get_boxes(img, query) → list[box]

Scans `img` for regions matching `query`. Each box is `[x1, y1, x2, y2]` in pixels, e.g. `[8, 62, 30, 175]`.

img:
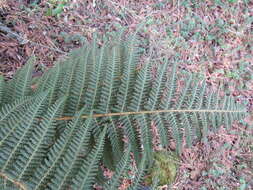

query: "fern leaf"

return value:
[0, 75, 4, 106]
[120, 116, 141, 164]
[115, 33, 140, 112]
[146, 61, 168, 110]
[71, 127, 107, 190]
[196, 79, 206, 109]
[181, 113, 193, 147]
[0, 92, 48, 173]
[102, 137, 116, 170]
[34, 67, 51, 93]
[167, 112, 182, 154]
[98, 45, 121, 113]
[85, 42, 107, 110]
[127, 153, 147, 190]
[176, 72, 193, 109]
[13, 97, 65, 181]
[104, 146, 131, 190]
[187, 78, 200, 108]
[135, 114, 153, 163]
[59, 54, 79, 114]
[190, 112, 201, 138]
[160, 62, 177, 110]
[200, 112, 208, 144]
[0, 96, 35, 124]
[0, 96, 37, 149]
[29, 108, 88, 190]
[152, 113, 169, 147]
[12, 55, 35, 101]
[47, 116, 93, 190]
[128, 63, 151, 112]
[106, 117, 124, 164]
[0, 32, 248, 190]
[35, 63, 63, 107]
[68, 46, 90, 114]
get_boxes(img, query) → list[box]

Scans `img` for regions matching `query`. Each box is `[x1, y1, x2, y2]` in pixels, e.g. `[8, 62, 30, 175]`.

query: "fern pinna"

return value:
[0, 31, 247, 190]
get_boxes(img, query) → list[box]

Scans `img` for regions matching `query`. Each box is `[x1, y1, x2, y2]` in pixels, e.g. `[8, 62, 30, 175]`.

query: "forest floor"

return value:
[0, 0, 253, 189]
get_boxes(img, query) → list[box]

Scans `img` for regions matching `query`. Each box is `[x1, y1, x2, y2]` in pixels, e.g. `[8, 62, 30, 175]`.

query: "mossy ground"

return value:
[145, 151, 179, 186]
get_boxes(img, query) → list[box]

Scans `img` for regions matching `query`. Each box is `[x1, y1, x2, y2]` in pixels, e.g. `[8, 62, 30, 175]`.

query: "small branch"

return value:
[28, 41, 66, 54]
[0, 22, 27, 44]
[0, 21, 66, 54]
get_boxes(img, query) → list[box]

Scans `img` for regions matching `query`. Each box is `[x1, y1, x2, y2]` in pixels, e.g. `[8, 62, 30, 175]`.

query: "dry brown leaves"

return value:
[172, 121, 253, 190]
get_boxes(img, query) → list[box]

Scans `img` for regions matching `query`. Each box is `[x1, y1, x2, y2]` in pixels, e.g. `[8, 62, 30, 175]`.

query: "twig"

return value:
[0, 22, 27, 44]
[28, 41, 66, 54]
[0, 21, 66, 54]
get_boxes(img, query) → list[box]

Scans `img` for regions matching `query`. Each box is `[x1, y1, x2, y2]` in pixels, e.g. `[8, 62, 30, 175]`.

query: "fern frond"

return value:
[35, 62, 63, 107]
[0, 173, 26, 190]
[47, 116, 93, 190]
[0, 92, 48, 173]
[176, 72, 193, 109]
[104, 145, 131, 190]
[10, 97, 66, 181]
[26, 107, 88, 190]
[85, 41, 108, 110]
[98, 45, 121, 114]
[195, 79, 206, 109]
[68, 46, 90, 114]
[71, 127, 107, 190]
[59, 53, 80, 115]
[167, 112, 182, 154]
[128, 63, 151, 112]
[106, 117, 124, 164]
[152, 113, 169, 147]
[0, 75, 4, 106]
[0, 31, 248, 190]
[127, 153, 148, 190]
[190, 112, 201, 138]
[135, 114, 153, 163]
[186, 78, 200, 108]
[0, 96, 34, 125]
[120, 116, 141, 164]
[29, 108, 88, 190]
[146, 61, 168, 110]
[115, 33, 140, 112]
[12, 55, 35, 101]
[200, 112, 208, 144]
[102, 137, 116, 170]
[181, 113, 193, 147]
[0, 96, 40, 153]
[160, 62, 177, 110]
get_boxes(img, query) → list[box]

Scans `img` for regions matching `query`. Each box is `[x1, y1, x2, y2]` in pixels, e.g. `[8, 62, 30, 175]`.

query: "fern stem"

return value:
[0, 173, 27, 190]
[56, 109, 246, 121]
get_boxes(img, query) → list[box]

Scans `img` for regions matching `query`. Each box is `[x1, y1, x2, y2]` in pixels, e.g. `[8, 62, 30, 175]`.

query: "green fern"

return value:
[8, 55, 35, 102]
[127, 153, 148, 190]
[0, 75, 4, 107]
[0, 31, 247, 189]
[71, 127, 107, 190]
[104, 145, 131, 190]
